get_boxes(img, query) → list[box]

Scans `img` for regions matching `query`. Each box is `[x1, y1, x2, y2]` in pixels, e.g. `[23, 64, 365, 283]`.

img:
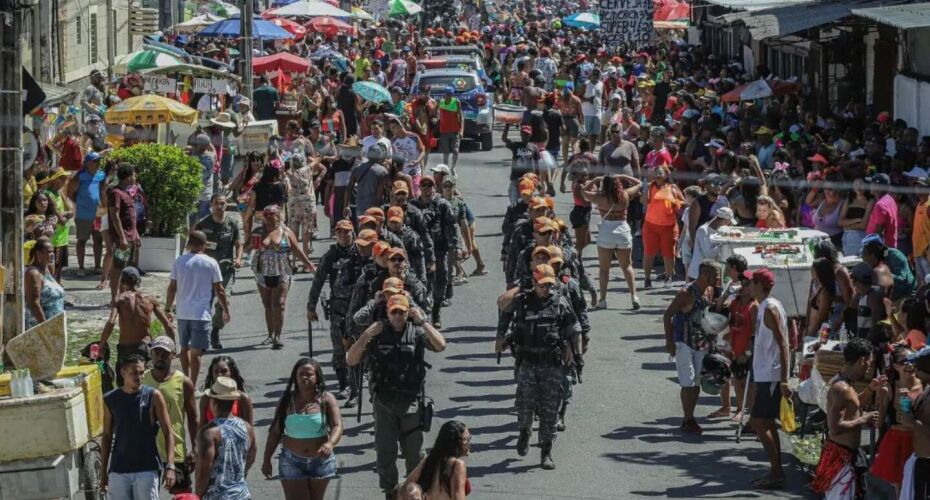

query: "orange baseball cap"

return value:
[533, 216, 555, 233]
[387, 294, 410, 313]
[355, 229, 379, 246]
[387, 206, 405, 223]
[519, 179, 536, 195]
[548, 245, 564, 264]
[365, 207, 385, 222]
[419, 175, 436, 187]
[532, 245, 553, 257]
[533, 264, 556, 285]
[372, 241, 391, 257]
[334, 219, 354, 232]
[529, 197, 547, 209]
[358, 215, 378, 227]
[544, 196, 555, 210]
[382, 277, 405, 293]
[393, 180, 410, 194]
[387, 247, 407, 259]
[522, 173, 540, 184]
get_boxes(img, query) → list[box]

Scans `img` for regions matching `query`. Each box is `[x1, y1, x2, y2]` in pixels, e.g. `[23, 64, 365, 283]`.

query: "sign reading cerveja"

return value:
[599, 0, 653, 45]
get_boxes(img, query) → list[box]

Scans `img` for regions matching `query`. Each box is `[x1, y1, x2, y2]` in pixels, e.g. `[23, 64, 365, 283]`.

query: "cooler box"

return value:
[0, 451, 81, 499]
[0, 388, 89, 462]
[0, 364, 103, 437]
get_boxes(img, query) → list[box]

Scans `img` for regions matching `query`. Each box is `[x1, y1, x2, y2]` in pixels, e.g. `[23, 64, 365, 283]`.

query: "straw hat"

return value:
[205, 376, 241, 401]
[210, 112, 237, 129]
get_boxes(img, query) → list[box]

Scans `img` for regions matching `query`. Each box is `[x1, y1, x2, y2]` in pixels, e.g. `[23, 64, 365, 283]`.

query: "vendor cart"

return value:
[0, 365, 105, 499]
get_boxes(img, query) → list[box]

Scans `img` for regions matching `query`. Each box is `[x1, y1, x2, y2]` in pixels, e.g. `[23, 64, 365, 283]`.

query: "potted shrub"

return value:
[107, 144, 202, 272]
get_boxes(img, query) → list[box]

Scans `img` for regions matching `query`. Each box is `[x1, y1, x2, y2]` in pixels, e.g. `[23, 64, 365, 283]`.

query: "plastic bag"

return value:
[780, 397, 798, 433]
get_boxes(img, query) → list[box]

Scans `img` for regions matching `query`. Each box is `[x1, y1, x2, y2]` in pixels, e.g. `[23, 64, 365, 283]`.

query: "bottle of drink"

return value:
[11, 370, 21, 398]
[838, 324, 848, 343]
[819, 322, 830, 343]
[24, 369, 34, 397]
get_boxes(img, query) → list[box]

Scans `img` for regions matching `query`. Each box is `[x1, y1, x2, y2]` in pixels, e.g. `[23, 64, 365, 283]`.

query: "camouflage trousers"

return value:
[516, 361, 563, 446]
[561, 365, 576, 408]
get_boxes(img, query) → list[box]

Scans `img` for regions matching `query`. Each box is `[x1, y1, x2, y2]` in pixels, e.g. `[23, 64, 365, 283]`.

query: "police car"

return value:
[410, 69, 494, 151]
[416, 55, 493, 89]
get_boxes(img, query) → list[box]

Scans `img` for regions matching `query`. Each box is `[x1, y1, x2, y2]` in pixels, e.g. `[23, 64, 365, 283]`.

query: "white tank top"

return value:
[753, 297, 788, 383]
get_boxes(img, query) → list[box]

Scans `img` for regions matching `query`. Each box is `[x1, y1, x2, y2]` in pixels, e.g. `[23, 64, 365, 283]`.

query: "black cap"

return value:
[865, 173, 891, 185]
[850, 262, 873, 285]
[121, 266, 141, 284]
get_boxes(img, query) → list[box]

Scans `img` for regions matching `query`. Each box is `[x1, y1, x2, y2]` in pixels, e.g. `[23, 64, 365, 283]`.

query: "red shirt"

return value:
[107, 186, 139, 243]
[59, 137, 83, 172]
[438, 97, 462, 135]
[645, 147, 672, 168]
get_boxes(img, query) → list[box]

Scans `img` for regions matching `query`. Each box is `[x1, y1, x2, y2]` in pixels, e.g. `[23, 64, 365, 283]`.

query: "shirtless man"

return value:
[901, 347, 930, 499]
[99, 266, 176, 384]
[811, 338, 880, 499]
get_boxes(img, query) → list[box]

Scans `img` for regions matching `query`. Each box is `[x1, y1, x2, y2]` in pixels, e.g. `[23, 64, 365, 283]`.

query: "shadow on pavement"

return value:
[440, 365, 512, 374]
[457, 378, 515, 387]
[442, 325, 498, 333]
[437, 405, 515, 419]
[466, 458, 537, 479]
[641, 361, 676, 371]
[445, 352, 500, 361]
[449, 393, 514, 403]
[607, 448, 813, 498]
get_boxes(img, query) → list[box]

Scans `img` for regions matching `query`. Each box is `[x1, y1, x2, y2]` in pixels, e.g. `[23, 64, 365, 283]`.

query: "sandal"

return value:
[707, 408, 731, 419]
[260, 336, 274, 345]
[470, 268, 488, 276]
[94, 282, 107, 290]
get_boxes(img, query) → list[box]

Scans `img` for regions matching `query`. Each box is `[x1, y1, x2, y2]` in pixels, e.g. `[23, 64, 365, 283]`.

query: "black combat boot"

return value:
[556, 405, 567, 432]
[540, 443, 555, 470]
[210, 327, 223, 349]
[334, 371, 350, 400]
[432, 305, 442, 329]
[516, 428, 531, 456]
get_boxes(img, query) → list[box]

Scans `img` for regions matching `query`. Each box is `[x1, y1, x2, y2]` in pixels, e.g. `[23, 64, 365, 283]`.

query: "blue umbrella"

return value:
[352, 81, 392, 104]
[198, 16, 295, 40]
[563, 12, 600, 30]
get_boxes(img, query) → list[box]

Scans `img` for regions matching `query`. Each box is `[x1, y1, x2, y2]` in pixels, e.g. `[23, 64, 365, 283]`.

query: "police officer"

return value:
[352, 276, 421, 331]
[410, 175, 459, 329]
[503, 194, 547, 272]
[360, 207, 405, 248]
[331, 227, 379, 407]
[497, 264, 581, 470]
[389, 181, 433, 279]
[386, 206, 427, 283]
[509, 217, 557, 286]
[549, 246, 590, 432]
[348, 240, 393, 333]
[346, 294, 447, 498]
[194, 193, 242, 349]
[307, 219, 357, 399]
[370, 247, 430, 311]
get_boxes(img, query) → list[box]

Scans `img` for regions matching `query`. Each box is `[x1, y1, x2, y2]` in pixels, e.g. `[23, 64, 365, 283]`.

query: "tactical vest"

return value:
[332, 253, 367, 312]
[511, 292, 563, 364]
[368, 321, 427, 399]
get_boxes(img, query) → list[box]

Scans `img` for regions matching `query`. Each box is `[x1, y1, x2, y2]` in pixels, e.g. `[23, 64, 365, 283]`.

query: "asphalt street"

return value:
[210, 142, 813, 499]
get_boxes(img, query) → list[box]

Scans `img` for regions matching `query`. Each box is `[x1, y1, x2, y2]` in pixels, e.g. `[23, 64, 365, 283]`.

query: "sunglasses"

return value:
[389, 256, 406, 262]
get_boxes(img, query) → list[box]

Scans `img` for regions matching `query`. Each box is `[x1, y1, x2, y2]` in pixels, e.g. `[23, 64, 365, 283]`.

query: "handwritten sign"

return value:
[193, 78, 229, 95]
[599, 0, 653, 45]
[143, 75, 176, 93]
[238, 120, 278, 155]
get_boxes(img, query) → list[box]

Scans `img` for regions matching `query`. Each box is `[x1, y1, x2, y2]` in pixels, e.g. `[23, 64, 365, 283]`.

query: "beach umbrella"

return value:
[352, 7, 374, 20]
[253, 52, 311, 73]
[113, 49, 185, 74]
[270, 1, 353, 18]
[104, 94, 198, 126]
[211, 0, 240, 17]
[198, 16, 295, 40]
[563, 12, 600, 30]
[172, 13, 227, 33]
[267, 17, 308, 37]
[352, 81, 392, 104]
[390, 0, 423, 17]
[306, 16, 357, 36]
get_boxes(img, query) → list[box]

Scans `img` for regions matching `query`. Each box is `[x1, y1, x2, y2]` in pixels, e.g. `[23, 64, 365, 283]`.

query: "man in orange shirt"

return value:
[912, 178, 930, 285]
[437, 86, 464, 175]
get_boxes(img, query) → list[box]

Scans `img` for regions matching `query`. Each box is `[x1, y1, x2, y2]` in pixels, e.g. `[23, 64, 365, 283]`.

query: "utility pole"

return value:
[240, 0, 253, 102]
[0, 1, 25, 347]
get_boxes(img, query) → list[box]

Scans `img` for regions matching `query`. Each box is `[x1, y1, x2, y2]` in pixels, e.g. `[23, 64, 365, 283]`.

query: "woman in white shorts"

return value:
[581, 174, 643, 310]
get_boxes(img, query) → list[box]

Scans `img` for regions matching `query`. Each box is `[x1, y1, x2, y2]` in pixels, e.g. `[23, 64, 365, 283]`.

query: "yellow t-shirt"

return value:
[354, 57, 371, 80]
[142, 370, 187, 463]
[913, 200, 930, 258]
[23, 176, 36, 204]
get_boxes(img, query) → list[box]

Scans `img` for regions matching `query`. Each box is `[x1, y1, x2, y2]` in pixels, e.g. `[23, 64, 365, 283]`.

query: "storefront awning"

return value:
[40, 83, 77, 107]
[852, 2, 930, 29]
[702, 0, 814, 13]
[720, 0, 908, 40]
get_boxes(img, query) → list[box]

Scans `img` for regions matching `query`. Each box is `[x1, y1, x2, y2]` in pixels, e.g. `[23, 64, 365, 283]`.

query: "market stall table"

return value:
[710, 227, 831, 262]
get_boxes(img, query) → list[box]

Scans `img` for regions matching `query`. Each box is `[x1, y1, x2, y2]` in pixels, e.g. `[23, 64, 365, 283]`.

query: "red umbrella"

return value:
[267, 17, 308, 38]
[253, 52, 311, 74]
[305, 16, 357, 37]
[653, 0, 690, 22]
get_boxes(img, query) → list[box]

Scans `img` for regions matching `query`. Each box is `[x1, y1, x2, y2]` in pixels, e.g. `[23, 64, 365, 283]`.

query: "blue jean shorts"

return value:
[278, 448, 337, 480]
[178, 319, 211, 350]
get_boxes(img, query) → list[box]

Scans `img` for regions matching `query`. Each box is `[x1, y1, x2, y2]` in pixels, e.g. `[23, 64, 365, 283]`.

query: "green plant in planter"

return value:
[107, 143, 202, 237]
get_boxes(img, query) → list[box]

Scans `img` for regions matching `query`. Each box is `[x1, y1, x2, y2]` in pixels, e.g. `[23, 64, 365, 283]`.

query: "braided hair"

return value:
[272, 358, 328, 435]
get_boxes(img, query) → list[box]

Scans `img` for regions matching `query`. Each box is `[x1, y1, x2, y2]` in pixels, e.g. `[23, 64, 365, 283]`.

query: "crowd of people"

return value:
[16, 0, 930, 498]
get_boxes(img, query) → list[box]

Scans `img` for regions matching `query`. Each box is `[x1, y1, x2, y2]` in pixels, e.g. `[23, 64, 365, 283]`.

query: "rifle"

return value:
[307, 315, 314, 358]
[356, 360, 364, 423]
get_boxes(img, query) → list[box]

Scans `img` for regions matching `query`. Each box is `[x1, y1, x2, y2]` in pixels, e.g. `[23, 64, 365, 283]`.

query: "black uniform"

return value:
[411, 194, 459, 323]
[307, 242, 357, 391]
[389, 225, 427, 283]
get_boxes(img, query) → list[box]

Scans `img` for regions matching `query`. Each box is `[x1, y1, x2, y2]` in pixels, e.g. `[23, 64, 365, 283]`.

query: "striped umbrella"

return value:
[563, 12, 600, 30]
[113, 49, 185, 74]
[389, 0, 422, 17]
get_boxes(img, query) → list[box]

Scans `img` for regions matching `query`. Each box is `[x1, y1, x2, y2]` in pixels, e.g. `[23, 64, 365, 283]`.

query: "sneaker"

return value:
[631, 298, 641, 310]
[556, 418, 565, 432]
[516, 430, 530, 456]
[441, 299, 452, 307]
[334, 387, 350, 400]
[344, 394, 358, 408]
[433, 320, 442, 329]
[594, 300, 607, 310]
[644, 278, 652, 289]
[664, 277, 673, 288]
[211, 342, 224, 350]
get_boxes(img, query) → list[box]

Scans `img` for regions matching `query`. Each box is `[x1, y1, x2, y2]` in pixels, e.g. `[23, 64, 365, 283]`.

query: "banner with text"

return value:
[599, 0, 653, 45]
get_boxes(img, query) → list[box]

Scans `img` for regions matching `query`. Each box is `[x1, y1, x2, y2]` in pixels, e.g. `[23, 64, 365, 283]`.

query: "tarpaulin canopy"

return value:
[253, 52, 311, 74]
[198, 16, 296, 40]
[721, 79, 801, 102]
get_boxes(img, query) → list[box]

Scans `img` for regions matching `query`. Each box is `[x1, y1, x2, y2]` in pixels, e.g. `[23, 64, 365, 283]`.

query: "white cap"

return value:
[430, 164, 451, 175]
[905, 166, 928, 179]
[714, 206, 736, 224]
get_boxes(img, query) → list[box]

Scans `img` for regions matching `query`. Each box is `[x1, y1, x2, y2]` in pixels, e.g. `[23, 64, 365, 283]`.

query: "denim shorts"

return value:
[178, 319, 211, 350]
[278, 448, 337, 480]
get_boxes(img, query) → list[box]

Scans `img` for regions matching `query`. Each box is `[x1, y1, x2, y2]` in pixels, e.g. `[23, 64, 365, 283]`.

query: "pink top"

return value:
[645, 148, 673, 169]
[866, 194, 898, 248]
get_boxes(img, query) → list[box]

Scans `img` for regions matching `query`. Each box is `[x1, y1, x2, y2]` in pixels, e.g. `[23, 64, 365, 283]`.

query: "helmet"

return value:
[700, 352, 731, 395]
